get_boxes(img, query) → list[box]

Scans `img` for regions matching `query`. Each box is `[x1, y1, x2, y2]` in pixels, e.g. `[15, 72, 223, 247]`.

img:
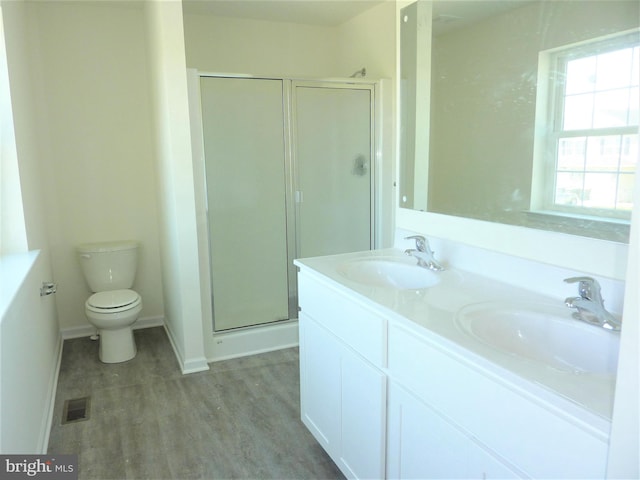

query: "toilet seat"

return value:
[86, 289, 141, 314]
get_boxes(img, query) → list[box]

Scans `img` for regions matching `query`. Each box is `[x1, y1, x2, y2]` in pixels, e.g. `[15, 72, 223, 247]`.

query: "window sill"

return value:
[527, 209, 631, 225]
[524, 210, 630, 243]
[0, 250, 40, 322]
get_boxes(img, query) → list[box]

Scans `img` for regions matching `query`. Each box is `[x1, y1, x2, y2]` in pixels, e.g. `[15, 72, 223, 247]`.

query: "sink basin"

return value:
[455, 302, 620, 374]
[337, 257, 441, 289]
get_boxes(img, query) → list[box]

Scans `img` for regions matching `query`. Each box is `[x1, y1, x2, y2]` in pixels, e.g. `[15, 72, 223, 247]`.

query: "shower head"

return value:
[349, 67, 366, 78]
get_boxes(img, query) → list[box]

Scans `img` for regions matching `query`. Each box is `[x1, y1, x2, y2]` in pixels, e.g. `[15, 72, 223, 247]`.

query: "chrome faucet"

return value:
[564, 276, 621, 331]
[404, 235, 444, 272]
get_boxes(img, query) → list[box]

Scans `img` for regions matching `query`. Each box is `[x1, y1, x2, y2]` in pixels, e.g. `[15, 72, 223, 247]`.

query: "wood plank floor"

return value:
[48, 327, 344, 480]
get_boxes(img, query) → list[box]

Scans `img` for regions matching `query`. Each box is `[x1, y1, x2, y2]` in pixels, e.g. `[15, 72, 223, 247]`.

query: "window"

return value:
[534, 31, 639, 221]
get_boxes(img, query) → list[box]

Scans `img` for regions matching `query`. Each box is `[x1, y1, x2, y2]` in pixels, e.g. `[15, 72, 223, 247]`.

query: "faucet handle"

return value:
[564, 276, 601, 301]
[404, 235, 427, 252]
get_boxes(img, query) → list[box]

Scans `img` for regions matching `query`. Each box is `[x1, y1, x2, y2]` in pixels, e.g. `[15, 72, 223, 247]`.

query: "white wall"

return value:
[1, 1, 60, 453]
[0, 252, 60, 453]
[0, 2, 27, 254]
[183, 0, 396, 82]
[183, 12, 340, 76]
[336, 0, 397, 248]
[145, 0, 208, 374]
[24, 1, 165, 332]
[335, 0, 396, 81]
[607, 171, 640, 477]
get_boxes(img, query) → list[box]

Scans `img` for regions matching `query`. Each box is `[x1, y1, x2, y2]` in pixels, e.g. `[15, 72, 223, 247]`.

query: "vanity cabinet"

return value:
[387, 382, 521, 479]
[388, 324, 609, 479]
[296, 261, 611, 480]
[298, 271, 386, 480]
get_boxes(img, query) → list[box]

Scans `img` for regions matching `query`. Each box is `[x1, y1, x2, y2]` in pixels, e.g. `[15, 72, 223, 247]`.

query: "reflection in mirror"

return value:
[400, 0, 639, 243]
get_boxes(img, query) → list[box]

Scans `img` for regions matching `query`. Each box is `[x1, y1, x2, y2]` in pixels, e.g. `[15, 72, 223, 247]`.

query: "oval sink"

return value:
[337, 257, 441, 289]
[455, 302, 620, 374]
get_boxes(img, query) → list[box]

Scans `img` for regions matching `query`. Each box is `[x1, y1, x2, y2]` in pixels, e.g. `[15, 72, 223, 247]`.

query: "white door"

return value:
[293, 83, 374, 258]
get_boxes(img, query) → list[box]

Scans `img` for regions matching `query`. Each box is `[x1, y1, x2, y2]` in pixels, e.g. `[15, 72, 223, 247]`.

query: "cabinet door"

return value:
[299, 313, 341, 457]
[389, 324, 605, 478]
[388, 383, 469, 479]
[300, 313, 386, 480]
[340, 349, 386, 479]
[468, 444, 523, 480]
[387, 383, 521, 480]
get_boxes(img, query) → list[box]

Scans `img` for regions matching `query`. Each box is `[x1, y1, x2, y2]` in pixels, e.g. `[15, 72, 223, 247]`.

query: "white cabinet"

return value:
[296, 264, 610, 480]
[298, 272, 386, 480]
[387, 382, 521, 479]
[388, 324, 609, 479]
[299, 314, 341, 453]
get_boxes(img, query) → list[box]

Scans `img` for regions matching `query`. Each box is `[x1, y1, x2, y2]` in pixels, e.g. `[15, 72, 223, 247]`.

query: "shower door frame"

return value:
[194, 72, 379, 334]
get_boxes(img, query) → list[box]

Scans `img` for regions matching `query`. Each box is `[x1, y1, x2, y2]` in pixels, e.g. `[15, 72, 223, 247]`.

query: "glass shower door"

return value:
[200, 77, 290, 331]
[293, 83, 374, 258]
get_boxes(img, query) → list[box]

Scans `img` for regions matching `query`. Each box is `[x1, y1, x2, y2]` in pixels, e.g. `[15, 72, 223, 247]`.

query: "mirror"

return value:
[400, 0, 639, 243]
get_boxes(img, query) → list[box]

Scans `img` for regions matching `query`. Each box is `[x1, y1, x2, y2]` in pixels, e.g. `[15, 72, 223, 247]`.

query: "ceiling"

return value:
[182, 0, 387, 27]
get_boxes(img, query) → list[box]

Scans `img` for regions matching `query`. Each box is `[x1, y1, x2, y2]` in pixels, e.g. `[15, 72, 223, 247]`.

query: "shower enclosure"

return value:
[197, 74, 376, 332]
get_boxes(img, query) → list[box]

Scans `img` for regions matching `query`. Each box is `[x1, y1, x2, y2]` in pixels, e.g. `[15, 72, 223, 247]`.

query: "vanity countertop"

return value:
[295, 248, 617, 435]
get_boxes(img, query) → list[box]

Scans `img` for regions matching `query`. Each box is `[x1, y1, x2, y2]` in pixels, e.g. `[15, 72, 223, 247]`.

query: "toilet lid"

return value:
[88, 289, 139, 309]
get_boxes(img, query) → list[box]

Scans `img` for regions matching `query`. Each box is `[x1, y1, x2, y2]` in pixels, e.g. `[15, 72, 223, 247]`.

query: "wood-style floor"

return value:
[48, 327, 344, 480]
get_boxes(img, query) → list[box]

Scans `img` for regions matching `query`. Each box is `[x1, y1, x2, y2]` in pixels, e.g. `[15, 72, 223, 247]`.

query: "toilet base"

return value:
[98, 327, 137, 363]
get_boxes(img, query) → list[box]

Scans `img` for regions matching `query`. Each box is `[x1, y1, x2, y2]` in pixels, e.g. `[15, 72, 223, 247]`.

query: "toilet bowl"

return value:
[85, 289, 142, 363]
[77, 241, 143, 364]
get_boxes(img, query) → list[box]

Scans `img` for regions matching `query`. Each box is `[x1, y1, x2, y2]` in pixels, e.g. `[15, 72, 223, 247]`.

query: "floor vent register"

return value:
[62, 397, 91, 425]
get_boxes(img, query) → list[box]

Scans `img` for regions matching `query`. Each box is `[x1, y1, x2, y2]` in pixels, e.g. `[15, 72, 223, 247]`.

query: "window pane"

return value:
[584, 172, 617, 209]
[617, 173, 635, 211]
[563, 93, 593, 130]
[546, 34, 639, 218]
[595, 48, 634, 91]
[557, 137, 586, 170]
[565, 56, 596, 95]
[585, 135, 621, 172]
[555, 172, 584, 206]
[629, 87, 639, 125]
[592, 88, 632, 128]
[620, 134, 639, 170]
[632, 46, 639, 86]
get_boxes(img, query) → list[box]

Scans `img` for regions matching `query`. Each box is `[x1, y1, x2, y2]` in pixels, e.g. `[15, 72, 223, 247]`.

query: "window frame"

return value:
[531, 29, 640, 222]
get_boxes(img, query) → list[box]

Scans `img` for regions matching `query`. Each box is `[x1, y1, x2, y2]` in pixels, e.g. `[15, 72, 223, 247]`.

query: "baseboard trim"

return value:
[162, 323, 210, 375]
[60, 315, 165, 340]
[39, 333, 64, 454]
[206, 319, 299, 363]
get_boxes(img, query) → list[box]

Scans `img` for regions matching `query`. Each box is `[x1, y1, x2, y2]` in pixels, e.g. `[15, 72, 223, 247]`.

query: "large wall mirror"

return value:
[400, 0, 639, 243]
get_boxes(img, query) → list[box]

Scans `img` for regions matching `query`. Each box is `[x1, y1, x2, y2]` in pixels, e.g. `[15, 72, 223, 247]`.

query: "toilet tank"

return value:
[77, 241, 139, 292]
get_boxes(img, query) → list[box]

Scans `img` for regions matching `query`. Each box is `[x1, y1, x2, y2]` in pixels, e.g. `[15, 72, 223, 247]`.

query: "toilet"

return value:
[77, 241, 143, 363]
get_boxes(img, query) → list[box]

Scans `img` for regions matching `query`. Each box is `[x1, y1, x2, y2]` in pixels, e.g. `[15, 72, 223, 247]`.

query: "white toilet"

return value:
[77, 241, 143, 363]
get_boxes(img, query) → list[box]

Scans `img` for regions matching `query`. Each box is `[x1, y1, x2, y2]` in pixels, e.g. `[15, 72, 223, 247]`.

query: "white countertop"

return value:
[295, 248, 617, 435]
